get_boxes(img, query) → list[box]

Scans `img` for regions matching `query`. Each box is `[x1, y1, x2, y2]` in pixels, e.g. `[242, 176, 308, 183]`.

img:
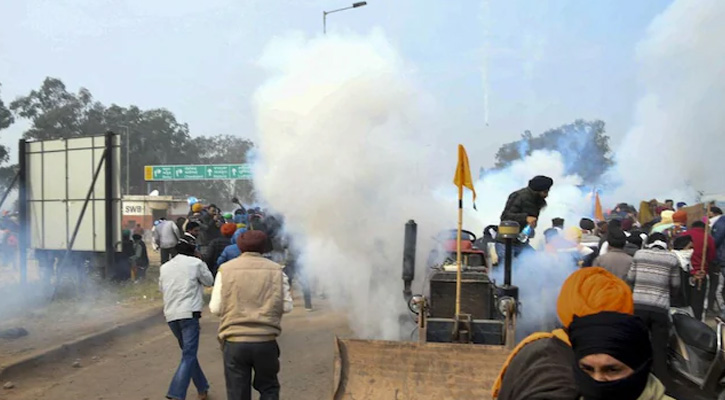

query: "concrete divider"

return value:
[0, 307, 163, 382]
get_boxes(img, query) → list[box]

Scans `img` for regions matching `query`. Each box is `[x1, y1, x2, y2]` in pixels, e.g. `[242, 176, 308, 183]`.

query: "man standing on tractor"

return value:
[496, 175, 553, 264]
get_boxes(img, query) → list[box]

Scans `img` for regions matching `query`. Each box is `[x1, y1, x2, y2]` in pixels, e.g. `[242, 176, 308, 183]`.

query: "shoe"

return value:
[198, 391, 209, 400]
[305, 307, 313, 312]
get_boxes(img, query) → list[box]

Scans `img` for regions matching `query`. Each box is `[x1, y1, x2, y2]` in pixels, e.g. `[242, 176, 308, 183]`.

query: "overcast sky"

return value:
[0, 0, 669, 165]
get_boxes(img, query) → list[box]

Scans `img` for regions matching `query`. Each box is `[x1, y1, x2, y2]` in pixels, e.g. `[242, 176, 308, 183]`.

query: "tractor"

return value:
[333, 220, 523, 400]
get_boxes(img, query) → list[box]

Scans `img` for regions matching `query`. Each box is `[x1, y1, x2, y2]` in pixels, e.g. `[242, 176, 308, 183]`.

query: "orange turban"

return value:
[556, 267, 633, 328]
[192, 203, 203, 213]
[220, 222, 237, 237]
[673, 210, 688, 224]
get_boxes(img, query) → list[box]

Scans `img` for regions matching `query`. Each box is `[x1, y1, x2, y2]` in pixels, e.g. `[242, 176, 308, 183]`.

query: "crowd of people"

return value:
[154, 199, 311, 400]
[492, 176, 725, 399]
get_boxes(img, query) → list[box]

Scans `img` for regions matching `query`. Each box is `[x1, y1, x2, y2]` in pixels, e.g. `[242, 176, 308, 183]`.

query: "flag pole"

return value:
[455, 184, 463, 316]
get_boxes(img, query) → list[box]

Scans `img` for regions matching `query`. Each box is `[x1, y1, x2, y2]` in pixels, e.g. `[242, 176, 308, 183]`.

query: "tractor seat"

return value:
[672, 313, 717, 354]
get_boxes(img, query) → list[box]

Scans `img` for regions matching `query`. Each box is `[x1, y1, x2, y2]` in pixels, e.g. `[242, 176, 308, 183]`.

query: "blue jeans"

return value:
[167, 318, 209, 400]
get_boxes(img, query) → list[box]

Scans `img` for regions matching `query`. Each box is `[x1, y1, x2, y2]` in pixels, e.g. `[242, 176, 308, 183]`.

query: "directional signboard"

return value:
[144, 164, 252, 181]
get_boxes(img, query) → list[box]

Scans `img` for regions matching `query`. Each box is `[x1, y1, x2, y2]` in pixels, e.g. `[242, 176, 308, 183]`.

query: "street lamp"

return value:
[323, 1, 367, 35]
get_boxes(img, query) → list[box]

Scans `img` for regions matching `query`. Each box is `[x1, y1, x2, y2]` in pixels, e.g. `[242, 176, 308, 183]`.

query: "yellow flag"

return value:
[595, 192, 604, 221]
[453, 144, 477, 209]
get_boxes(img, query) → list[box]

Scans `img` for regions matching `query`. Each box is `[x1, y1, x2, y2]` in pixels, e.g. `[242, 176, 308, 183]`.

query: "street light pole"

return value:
[323, 1, 367, 35]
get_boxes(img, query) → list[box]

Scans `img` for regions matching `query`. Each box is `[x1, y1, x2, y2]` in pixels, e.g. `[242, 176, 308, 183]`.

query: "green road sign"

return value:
[145, 164, 253, 181]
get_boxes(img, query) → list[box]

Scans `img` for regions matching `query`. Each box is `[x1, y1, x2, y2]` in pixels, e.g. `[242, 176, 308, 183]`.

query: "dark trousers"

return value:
[161, 247, 178, 264]
[708, 263, 721, 311]
[223, 340, 280, 400]
[635, 308, 671, 387]
[690, 279, 707, 321]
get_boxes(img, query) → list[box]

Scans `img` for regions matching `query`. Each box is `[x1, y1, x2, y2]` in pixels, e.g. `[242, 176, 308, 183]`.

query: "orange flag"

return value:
[453, 144, 477, 209]
[594, 192, 604, 221]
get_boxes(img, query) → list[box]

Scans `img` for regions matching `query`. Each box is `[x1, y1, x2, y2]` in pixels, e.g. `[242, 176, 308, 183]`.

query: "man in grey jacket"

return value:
[159, 240, 214, 400]
[593, 227, 632, 281]
[154, 218, 181, 264]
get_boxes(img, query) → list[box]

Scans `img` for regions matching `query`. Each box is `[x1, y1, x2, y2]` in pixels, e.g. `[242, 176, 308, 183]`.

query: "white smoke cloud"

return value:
[251, 28, 602, 340]
[610, 0, 725, 204]
[252, 29, 455, 339]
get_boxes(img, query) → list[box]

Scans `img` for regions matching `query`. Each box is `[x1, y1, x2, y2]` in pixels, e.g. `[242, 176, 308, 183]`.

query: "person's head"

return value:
[627, 230, 647, 249]
[185, 221, 200, 237]
[191, 203, 203, 213]
[544, 228, 560, 244]
[122, 229, 131, 241]
[220, 222, 237, 238]
[659, 210, 674, 224]
[569, 312, 652, 400]
[672, 235, 693, 250]
[176, 239, 197, 257]
[236, 230, 272, 254]
[579, 218, 596, 232]
[691, 220, 706, 230]
[132, 233, 143, 241]
[556, 267, 634, 329]
[620, 218, 633, 232]
[208, 204, 219, 215]
[597, 221, 608, 236]
[677, 202, 687, 210]
[176, 217, 186, 225]
[665, 199, 674, 209]
[607, 227, 627, 249]
[710, 206, 723, 218]
[672, 210, 688, 226]
[552, 218, 565, 229]
[528, 175, 554, 199]
[564, 226, 582, 244]
[646, 232, 669, 250]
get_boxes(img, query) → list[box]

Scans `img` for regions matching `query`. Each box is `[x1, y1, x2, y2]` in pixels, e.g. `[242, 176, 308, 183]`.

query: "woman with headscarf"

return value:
[492, 267, 634, 400]
[569, 312, 673, 400]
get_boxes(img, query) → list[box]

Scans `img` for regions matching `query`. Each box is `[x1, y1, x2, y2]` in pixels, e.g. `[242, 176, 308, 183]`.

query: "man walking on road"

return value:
[210, 230, 293, 400]
[159, 240, 215, 400]
[154, 217, 181, 264]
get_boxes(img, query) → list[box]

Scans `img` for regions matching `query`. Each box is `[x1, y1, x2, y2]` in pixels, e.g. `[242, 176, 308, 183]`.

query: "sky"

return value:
[0, 0, 670, 167]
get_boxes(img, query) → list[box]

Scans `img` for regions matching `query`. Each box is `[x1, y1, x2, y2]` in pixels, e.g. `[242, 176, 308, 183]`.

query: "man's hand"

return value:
[526, 216, 538, 228]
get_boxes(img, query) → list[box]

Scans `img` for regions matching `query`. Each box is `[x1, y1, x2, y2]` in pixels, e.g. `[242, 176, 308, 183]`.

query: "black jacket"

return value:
[500, 187, 547, 228]
[205, 237, 231, 276]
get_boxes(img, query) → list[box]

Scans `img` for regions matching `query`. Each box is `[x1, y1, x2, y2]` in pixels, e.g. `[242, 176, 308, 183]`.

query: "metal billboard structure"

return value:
[18, 132, 122, 281]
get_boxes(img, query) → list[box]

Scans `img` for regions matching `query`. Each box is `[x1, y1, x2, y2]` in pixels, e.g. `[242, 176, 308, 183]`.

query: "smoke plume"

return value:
[252, 30, 453, 339]
[611, 0, 725, 203]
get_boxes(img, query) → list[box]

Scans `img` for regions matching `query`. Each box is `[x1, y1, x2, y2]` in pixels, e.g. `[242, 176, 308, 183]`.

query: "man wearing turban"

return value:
[492, 267, 634, 400]
[496, 176, 554, 265]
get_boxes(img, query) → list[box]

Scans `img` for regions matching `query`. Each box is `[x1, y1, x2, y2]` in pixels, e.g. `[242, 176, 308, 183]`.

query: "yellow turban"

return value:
[556, 267, 633, 328]
[191, 203, 203, 213]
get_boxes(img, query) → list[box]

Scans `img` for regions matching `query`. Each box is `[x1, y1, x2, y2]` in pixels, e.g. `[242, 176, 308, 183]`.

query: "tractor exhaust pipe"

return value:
[402, 220, 417, 302]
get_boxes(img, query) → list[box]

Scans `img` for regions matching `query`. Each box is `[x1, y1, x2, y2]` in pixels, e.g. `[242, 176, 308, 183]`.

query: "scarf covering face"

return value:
[569, 312, 653, 400]
[492, 268, 634, 398]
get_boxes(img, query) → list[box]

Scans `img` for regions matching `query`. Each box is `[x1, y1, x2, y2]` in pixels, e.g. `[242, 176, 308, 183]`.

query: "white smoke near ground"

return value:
[609, 0, 725, 204]
[252, 29, 455, 339]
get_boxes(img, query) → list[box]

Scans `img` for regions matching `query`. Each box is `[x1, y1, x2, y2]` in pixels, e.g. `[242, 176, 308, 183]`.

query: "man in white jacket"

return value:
[154, 218, 182, 264]
[159, 239, 214, 400]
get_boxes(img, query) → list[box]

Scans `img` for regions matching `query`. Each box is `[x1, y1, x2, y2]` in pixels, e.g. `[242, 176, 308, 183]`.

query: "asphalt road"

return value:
[1, 298, 352, 400]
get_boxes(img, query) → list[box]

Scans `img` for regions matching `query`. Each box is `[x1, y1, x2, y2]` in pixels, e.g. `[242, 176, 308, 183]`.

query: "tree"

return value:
[0, 83, 16, 195]
[10, 77, 256, 206]
[494, 119, 613, 184]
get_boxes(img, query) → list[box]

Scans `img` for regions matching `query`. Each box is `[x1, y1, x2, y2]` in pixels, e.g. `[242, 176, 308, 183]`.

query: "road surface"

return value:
[1, 298, 352, 400]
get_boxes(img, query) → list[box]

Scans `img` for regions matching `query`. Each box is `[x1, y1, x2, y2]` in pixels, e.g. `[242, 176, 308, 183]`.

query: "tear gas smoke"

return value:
[252, 30, 454, 339]
[252, 29, 600, 340]
[610, 0, 725, 203]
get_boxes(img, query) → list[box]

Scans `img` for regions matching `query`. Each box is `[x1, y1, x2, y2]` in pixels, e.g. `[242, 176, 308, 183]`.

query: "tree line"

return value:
[0, 78, 255, 208]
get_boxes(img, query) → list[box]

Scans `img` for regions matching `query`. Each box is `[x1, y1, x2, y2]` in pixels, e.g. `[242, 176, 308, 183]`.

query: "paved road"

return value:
[2, 299, 352, 400]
